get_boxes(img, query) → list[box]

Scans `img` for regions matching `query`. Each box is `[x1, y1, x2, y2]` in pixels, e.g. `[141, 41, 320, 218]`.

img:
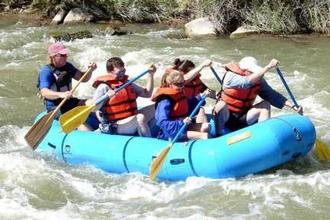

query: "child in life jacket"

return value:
[89, 57, 156, 136]
[165, 58, 216, 99]
[152, 70, 210, 141]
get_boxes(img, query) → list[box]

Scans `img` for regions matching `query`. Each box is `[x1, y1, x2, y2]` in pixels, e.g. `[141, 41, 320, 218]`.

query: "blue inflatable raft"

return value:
[35, 113, 316, 181]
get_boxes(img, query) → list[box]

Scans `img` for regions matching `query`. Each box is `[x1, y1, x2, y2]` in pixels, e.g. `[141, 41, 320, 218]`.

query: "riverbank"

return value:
[1, 0, 330, 36]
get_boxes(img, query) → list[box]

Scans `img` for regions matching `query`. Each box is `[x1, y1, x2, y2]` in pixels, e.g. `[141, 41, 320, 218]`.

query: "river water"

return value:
[1, 15, 330, 219]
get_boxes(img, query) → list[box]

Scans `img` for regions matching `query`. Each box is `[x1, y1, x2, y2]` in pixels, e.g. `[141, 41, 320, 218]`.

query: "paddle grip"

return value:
[171, 94, 207, 143]
[276, 67, 299, 108]
[94, 69, 149, 106]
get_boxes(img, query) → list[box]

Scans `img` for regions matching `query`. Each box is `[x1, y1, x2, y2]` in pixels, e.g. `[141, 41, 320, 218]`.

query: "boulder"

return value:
[185, 17, 216, 38]
[105, 26, 130, 36]
[63, 7, 94, 24]
[51, 30, 93, 42]
[51, 9, 68, 25]
[230, 26, 260, 39]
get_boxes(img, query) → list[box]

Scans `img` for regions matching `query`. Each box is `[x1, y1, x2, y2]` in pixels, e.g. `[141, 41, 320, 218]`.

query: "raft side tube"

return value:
[61, 131, 134, 173]
[190, 114, 316, 179]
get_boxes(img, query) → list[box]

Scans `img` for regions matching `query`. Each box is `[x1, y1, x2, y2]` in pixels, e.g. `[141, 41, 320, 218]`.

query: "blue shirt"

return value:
[155, 95, 204, 141]
[38, 62, 77, 111]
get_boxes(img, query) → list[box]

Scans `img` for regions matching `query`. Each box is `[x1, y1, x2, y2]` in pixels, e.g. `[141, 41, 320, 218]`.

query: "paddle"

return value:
[59, 68, 150, 134]
[210, 66, 223, 85]
[276, 67, 330, 160]
[149, 94, 207, 181]
[24, 67, 93, 150]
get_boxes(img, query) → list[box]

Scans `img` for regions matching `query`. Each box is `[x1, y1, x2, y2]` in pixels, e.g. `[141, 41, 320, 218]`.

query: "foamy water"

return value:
[0, 18, 330, 219]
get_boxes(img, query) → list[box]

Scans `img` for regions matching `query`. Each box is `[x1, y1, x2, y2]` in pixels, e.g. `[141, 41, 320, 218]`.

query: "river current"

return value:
[0, 15, 330, 219]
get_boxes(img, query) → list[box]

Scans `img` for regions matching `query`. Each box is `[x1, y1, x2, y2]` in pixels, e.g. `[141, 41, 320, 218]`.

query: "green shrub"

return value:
[303, 0, 330, 33]
[2, 0, 330, 34]
[205, 0, 246, 34]
[243, 0, 299, 33]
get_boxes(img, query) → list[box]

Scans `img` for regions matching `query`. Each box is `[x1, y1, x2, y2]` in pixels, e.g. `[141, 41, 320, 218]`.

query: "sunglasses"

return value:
[55, 54, 67, 58]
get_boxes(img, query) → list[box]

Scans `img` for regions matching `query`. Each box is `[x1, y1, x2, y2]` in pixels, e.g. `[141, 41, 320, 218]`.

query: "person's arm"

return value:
[133, 65, 156, 98]
[259, 79, 303, 114]
[85, 84, 111, 110]
[73, 62, 97, 82]
[283, 100, 303, 114]
[184, 60, 212, 83]
[40, 88, 71, 100]
[155, 99, 185, 139]
[246, 59, 279, 84]
[258, 79, 288, 109]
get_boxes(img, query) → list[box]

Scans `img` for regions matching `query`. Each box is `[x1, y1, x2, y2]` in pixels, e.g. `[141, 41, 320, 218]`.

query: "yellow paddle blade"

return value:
[314, 138, 330, 161]
[59, 104, 95, 133]
[150, 144, 172, 181]
[24, 112, 56, 150]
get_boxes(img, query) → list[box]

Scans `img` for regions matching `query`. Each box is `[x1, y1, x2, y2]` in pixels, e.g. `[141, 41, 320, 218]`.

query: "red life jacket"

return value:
[152, 87, 189, 119]
[93, 74, 138, 121]
[221, 63, 261, 114]
[184, 74, 204, 98]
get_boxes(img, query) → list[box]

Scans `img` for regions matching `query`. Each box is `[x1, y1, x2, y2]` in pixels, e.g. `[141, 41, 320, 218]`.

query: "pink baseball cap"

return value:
[48, 43, 68, 57]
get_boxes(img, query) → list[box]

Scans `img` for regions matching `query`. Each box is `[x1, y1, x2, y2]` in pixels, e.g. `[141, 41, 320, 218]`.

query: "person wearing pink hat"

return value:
[212, 56, 303, 136]
[37, 42, 98, 130]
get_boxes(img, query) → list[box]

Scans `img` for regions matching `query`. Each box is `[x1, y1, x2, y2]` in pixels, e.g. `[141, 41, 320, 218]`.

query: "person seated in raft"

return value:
[152, 70, 211, 141]
[212, 56, 303, 136]
[37, 42, 98, 131]
[165, 58, 217, 99]
[88, 57, 156, 137]
[161, 59, 214, 119]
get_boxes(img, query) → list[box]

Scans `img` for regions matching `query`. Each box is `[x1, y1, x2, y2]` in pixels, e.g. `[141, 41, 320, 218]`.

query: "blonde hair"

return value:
[166, 70, 184, 84]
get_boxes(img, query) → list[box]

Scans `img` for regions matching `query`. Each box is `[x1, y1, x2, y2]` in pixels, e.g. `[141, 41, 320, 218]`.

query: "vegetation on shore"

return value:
[1, 0, 330, 35]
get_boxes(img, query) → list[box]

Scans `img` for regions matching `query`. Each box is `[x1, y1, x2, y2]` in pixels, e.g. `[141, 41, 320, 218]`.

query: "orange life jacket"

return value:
[152, 87, 189, 119]
[221, 63, 261, 114]
[184, 74, 204, 98]
[93, 74, 138, 121]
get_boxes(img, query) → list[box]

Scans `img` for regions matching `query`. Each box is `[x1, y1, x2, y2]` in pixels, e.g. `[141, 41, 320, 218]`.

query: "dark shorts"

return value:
[85, 112, 100, 130]
[225, 112, 248, 131]
[49, 97, 85, 114]
[60, 98, 85, 114]
[50, 98, 99, 131]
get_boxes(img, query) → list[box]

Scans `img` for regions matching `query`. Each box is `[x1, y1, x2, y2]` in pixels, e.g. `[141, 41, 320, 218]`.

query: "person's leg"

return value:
[193, 107, 209, 132]
[196, 107, 208, 123]
[135, 113, 151, 137]
[212, 100, 230, 135]
[115, 115, 139, 135]
[137, 103, 155, 123]
[246, 100, 271, 125]
[78, 124, 93, 131]
[186, 130, 209, 140]
[115, 114, 151, 137]
[188, 122, 209, 133]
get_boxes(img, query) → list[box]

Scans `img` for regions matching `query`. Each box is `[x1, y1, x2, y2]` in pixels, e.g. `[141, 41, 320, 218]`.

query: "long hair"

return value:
[177, 60, 195, 74]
